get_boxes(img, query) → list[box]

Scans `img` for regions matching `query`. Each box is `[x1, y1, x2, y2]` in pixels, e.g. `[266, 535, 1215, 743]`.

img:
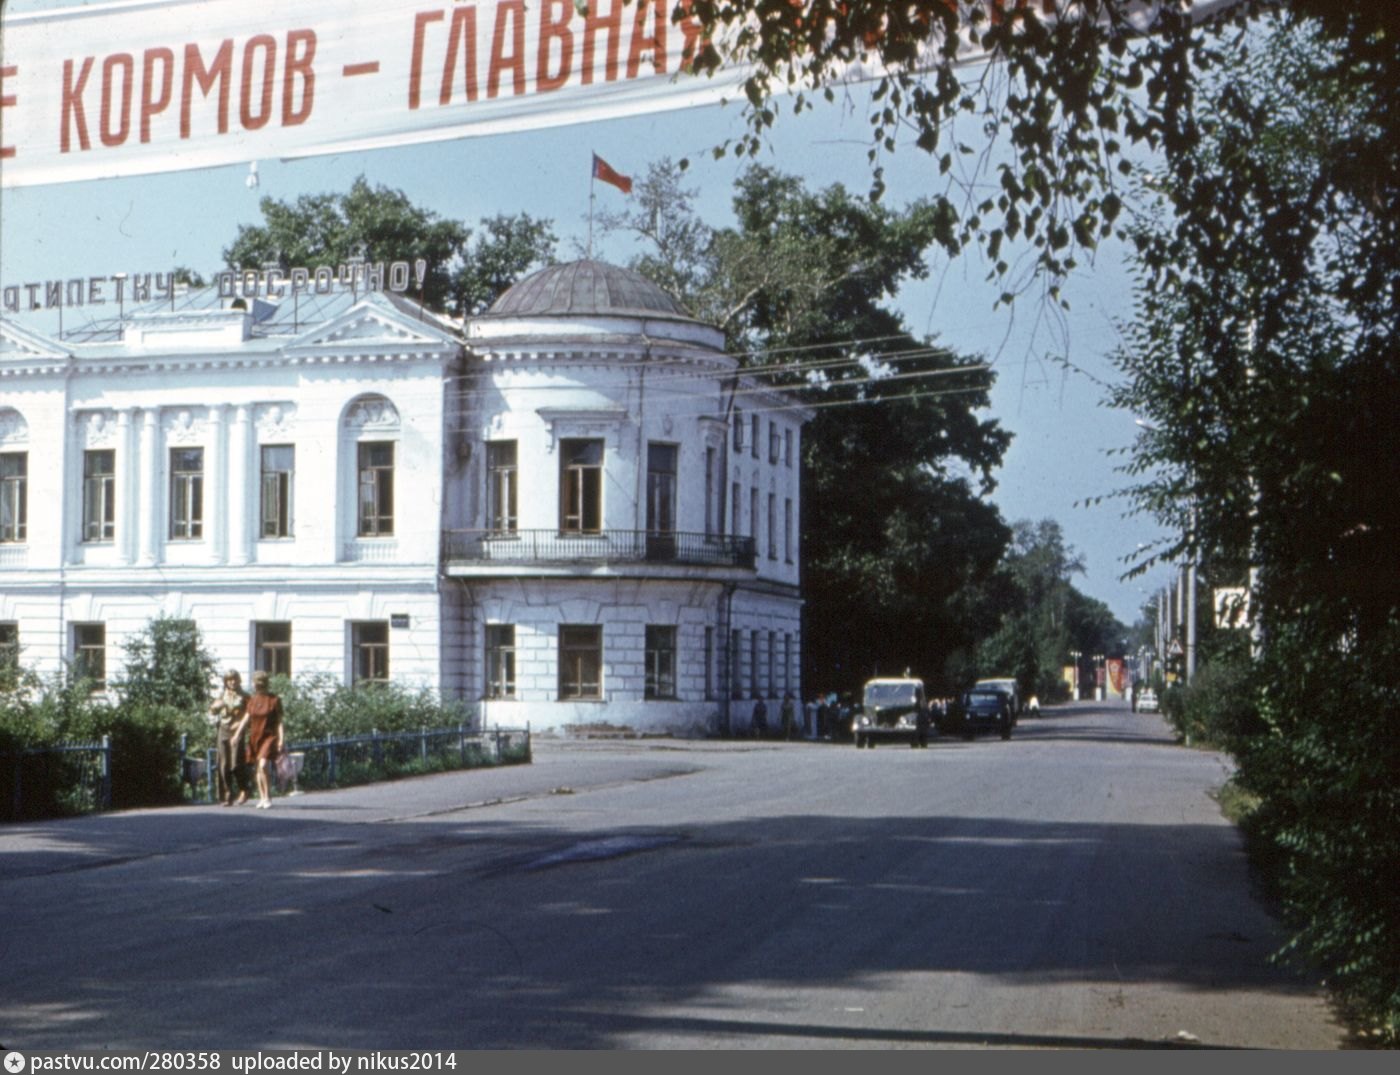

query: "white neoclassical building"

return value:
[0, 259, 806, 735]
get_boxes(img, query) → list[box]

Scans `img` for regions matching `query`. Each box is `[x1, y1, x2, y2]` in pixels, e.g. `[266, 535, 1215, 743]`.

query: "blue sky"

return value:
[0, 0, 1171, 628]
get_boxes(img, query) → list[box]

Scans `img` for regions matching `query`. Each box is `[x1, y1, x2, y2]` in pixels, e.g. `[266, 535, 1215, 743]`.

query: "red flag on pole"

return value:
[592, 153, 633, 194]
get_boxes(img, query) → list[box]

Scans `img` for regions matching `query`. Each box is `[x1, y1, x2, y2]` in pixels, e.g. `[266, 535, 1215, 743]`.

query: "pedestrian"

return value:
[751, 696, 769, 738]
[233, 670, 285, 809]
[208, 669, 251, 806]
[780, 692, 796, 740]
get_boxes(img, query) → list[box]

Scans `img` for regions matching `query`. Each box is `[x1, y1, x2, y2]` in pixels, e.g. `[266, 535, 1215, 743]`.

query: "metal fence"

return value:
[201, 724, 532, 801]
[0, 737, 111, 821]
[442, 528, 757, 569]
[3, 725, 530, 819]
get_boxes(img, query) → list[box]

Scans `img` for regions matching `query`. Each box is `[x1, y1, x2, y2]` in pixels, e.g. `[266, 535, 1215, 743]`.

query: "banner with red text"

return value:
[0, 0, 1250, 189]
[0, 0, 743, 188]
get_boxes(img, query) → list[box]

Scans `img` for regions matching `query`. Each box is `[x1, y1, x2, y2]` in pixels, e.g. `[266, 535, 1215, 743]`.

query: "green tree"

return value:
[1107, 16, 1400, 1038]
[223, 177, 555, 316]
[116, 616, 217, 714]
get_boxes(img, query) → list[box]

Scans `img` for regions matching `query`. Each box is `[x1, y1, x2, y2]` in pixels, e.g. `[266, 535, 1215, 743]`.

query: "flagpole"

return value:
[588, 168, 596, 259]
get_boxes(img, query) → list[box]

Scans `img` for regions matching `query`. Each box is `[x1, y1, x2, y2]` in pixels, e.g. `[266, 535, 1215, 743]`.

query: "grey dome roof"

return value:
[486, 259, 692, 319]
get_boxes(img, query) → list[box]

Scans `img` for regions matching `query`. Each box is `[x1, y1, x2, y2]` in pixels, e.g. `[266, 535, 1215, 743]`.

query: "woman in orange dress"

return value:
[233, 670, 285, 809]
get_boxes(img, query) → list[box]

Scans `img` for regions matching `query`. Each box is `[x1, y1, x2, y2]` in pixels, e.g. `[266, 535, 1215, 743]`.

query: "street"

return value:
[0, 701, 1343, 1049]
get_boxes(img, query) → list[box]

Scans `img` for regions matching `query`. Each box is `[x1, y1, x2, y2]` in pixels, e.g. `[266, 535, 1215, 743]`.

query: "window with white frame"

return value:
[169, 447, 204, 540]
[750, 486, 759, 541]
[730, 629, 741, 699]
[259, 445, 294, 539]
[558, 624, 602, 700]
[768, 493, 778, 559]
[785, 428, 794, 467]
[751, 631, 762, 695]
[351, 621, 390, 685]
[560, 439, 603, 533]
[0, 452, 25, 543]
[645, 625, 677, 700]
[72, 623, 106, 689]
[487, 441, 518, 533]
[769, 421, 780, 464]
[357, 442, 395, 537]
[0, 623, 18, 680]
[733, 409, 744, 451]
[750, 414, 760, 458]
[486, 624, 516, 699]
[784, 497, 794, 563]
[704, 626, 715, 701]
[768, 630, 777, 694]
[82, 450, 116, 542]
[731, 482, 741, 538]
[255, 622, 292, 678]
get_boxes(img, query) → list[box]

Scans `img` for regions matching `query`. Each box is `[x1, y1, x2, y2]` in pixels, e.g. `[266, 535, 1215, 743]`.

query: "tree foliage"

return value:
[1104, 14, 1400, 1040]
[224, 176, 555, 316]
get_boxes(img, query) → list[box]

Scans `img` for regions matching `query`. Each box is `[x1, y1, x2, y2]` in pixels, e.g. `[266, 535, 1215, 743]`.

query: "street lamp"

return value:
[1093, 654, 1105, 701]
[1069, 650, 1081, 700]
[1137, 417, 1197, 685]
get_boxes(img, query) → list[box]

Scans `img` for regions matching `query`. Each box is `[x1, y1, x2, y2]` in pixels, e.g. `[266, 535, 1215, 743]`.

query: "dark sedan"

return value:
[940, 688, 1014, 740]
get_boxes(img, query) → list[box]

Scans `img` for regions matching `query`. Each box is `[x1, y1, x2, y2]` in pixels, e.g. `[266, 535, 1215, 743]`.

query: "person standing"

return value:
[234, 670, 285, 809]
[780, 692, 797, 740]
[209, 670, 251, 806]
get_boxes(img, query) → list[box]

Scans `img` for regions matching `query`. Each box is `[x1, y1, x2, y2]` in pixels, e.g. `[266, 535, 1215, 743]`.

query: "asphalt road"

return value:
[0, 701, 1344, 1049]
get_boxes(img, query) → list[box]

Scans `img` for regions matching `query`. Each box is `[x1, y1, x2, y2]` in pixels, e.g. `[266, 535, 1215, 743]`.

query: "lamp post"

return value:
[1069, 650, 1082, 700]
[1093, 653, 1105, 701]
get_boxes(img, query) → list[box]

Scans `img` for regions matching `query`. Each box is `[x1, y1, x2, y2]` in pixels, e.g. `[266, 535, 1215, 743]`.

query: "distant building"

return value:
[0, 259, 806, 735]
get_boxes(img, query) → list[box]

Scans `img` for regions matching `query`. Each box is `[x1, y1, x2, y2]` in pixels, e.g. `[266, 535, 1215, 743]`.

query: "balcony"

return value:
[442, 529, 756, 570]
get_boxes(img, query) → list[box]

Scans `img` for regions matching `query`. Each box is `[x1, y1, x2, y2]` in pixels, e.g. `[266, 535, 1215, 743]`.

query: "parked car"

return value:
[853, 677, 931, 748]
[1137, 688, 1159, 713]
[942, 688, 1014, 740]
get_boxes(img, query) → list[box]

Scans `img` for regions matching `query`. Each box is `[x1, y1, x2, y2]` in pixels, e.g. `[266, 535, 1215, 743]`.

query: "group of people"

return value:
[208, 669, 285, 809]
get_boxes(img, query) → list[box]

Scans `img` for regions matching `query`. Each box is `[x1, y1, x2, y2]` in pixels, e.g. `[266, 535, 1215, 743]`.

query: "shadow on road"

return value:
[0, 757, 1330, 1049]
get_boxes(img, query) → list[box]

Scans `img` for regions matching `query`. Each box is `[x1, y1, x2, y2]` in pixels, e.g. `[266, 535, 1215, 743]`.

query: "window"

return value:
[560, 438, 603, 533]
[784, 633, 794, 693]
[769, 421, 780, 464]
[768, 493, 778, 559]
[750, 486, 759, 541]
[645, 626, 677, 700]
[785, 428, 793, 467]
[750, 414, 760, 458]
[731, 482, 741, 538]
[486, 624, 516, 699]
[768, 630, 777, 694]
[72, 623, 106, 689]
[0, 452, 25, 543]
[259, 445, 294, 539]
[351, 621, 390, 685]
[82, 449, 116, 542]
[704, 447, 717, 537]
[487, 441, 518, 533]
[0, 623, 18, 681]
[729, 629, 741, 699]
[255, 622, 292, 677]
[558, 625, 602, 699]
[646, 442, 677, 535]
[169, 447, 204, 539]
[751, 631, 761, 695]
[357, 442, 394, 537]
[733, 410, 744, 451]
[704, 626, 715, 701]
[784, 497, 793, 563]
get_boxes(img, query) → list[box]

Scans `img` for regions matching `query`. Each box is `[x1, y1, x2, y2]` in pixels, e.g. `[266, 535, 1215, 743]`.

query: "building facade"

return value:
[0, 260, 805, 735]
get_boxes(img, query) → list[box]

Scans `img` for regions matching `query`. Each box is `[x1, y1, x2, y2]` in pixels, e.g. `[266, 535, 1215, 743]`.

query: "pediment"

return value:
[0, 320, 70, 363]
[287, 293, 459, 353]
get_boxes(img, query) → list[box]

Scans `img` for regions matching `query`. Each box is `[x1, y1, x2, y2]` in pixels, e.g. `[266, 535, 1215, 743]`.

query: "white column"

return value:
[115, 408, 135, 565]
[137, 408, 159, 565]
[208, 404, 227, 563]
[228, 404, 252, 565]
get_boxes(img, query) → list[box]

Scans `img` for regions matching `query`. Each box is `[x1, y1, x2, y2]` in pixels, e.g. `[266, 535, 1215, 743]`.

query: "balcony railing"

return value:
[443, 529, 756, 569]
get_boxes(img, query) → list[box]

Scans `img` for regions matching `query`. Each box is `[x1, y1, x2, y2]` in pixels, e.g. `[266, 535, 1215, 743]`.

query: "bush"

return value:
[1163, 651, 1261, 750]
[271, 674, 474, 743]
